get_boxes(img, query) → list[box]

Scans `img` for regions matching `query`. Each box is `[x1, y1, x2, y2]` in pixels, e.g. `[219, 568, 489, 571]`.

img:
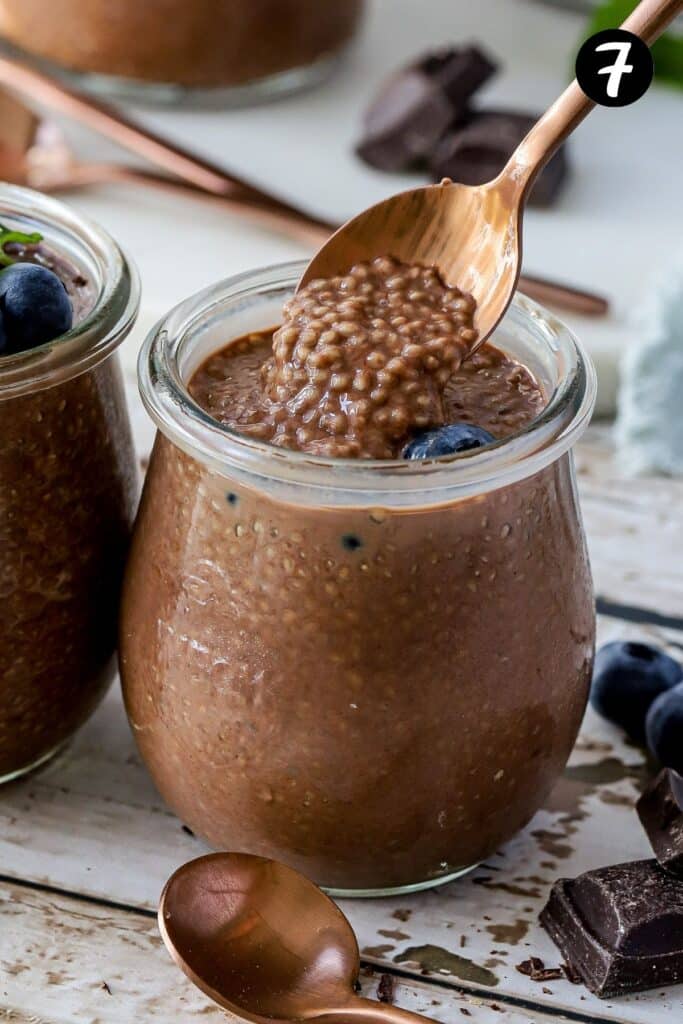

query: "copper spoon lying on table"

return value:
[160, 852, 437, 1024]
[0, 63, 609, 316]
[300, 0, 679, 349]
[0, 90, 333, 248]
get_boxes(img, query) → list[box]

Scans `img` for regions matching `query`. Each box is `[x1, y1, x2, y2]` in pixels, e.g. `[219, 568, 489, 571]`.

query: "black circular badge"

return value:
[576, 29, 653, 107]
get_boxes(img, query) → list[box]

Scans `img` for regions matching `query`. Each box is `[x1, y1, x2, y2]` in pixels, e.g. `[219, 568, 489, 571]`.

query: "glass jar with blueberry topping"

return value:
[122, 260, 596, 896]
[0, 184, 139, 782]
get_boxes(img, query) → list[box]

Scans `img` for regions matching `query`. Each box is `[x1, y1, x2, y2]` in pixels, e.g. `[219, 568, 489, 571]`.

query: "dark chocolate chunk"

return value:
[418, 46, 498, 109]
[357, 46, 497, 172]
[673, 771, 683, 808]
[357, 70, 454, 171]
[637, 768, 683, 878]
[540, 859, 683, 998]
[430, 110, 569, 207]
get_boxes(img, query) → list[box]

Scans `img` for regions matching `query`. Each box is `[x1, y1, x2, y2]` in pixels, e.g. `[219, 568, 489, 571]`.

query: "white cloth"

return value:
[616, 255, 683, 475]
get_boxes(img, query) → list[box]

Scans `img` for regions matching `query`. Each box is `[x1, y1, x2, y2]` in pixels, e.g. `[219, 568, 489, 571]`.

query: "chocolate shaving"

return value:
[562, 961, 582, 985]
[377, 974, 395, 1004]
[516, 957, 563, 982]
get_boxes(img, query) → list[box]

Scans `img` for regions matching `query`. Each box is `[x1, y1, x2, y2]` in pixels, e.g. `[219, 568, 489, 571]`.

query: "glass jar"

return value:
[121, 261, 596, 896]
[0, 0, 366, 106]
[0, 184, 139, 783]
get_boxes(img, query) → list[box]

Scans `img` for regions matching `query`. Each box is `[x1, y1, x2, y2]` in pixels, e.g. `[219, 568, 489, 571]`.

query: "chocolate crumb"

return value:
[459, 1009, 471, 1017]
[536, 968, 563, 981]
[516, 957, 563, 982]
[542, 986, 553, 994]
[516, 956, 544, 976]
[377, 974, 395, 1004]
[101, 982, 112, 995]
[489, 1004, 503, 1012]
[182, 824, 195, 837]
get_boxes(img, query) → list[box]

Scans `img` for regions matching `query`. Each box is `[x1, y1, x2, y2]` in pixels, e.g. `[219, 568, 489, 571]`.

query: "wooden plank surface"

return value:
[1, 875, 587, 1024]
[576, 431, 683, 619]
[0, 631, 676, 1024]
[1, 399, 682, 1022]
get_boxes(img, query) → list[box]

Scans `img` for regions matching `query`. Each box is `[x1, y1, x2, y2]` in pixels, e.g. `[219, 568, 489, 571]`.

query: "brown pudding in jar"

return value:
[121, 258, 595, 893]
[0, 186, 139, 781]
[0, 1, 366, 97]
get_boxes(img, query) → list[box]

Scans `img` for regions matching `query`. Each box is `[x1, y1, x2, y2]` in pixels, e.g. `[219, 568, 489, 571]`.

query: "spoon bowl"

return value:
[298, 175, 523, 352]
[160, 853, 362, 1023]
[160, 853, 435, 1024]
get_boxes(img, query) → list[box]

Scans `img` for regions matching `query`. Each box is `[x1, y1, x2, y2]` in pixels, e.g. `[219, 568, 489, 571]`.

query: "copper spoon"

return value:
[0, 65, 611, 317]
[300, 0, 679, 348]
[160, 853, 435, 1024]
[22, 124, 334, 249]
[0, 89, 334, 248]
[0, 52, 334, 235]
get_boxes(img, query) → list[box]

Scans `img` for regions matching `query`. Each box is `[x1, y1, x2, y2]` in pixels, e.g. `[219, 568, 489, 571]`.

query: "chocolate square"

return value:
[356, 46, 497, 172]
[541, 859, 683, 998]
[357, 68, 455, 171]
[418, 46, 498, 109]
[637, 769, 683, 878]
[430, 110, 569, 207]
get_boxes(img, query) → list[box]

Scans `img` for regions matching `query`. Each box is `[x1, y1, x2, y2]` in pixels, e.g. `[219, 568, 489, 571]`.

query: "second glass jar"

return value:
[0, 185, 139, 782]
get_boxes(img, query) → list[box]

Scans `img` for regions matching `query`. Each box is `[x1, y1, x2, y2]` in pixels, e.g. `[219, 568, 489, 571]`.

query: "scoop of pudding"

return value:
[191, 257, 544, 459]
[260, 256, 478, 457]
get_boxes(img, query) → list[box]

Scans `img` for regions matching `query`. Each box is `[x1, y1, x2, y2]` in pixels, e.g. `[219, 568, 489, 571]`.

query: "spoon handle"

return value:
[0, 54, 334, 234]
[504, 0, 682, 192]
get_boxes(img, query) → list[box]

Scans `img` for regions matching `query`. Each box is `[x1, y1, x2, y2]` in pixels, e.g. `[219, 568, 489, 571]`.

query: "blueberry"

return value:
[403, 423, 495, 459]
[0, 263, 73, 354]
[590, 641, 683, 741]
[646, 682, 683, 774]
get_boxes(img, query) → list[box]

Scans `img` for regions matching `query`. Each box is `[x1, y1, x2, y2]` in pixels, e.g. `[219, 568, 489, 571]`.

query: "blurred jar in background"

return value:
[0, 0, 366, 105]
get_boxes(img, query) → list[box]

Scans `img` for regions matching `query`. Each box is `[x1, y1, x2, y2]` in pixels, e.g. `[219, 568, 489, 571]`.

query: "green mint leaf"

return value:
[585, 0, 683, 89]
[0, 223, 43, 267]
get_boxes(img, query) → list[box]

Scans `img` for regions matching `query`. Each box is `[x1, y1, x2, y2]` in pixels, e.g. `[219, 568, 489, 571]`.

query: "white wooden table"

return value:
[2, 394, 682, 1023]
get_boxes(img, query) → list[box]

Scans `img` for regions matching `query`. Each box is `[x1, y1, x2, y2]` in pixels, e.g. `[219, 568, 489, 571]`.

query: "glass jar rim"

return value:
[140, 260, 597, 509]
[0, 184, 140, 399]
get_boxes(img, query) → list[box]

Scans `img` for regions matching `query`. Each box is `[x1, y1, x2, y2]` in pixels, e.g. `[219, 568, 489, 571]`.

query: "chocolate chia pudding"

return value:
[0, 186, 139, 782]
[121, 259, 595, 893]
[0, 0, 365, 98]
[200, 258, 483, 458]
